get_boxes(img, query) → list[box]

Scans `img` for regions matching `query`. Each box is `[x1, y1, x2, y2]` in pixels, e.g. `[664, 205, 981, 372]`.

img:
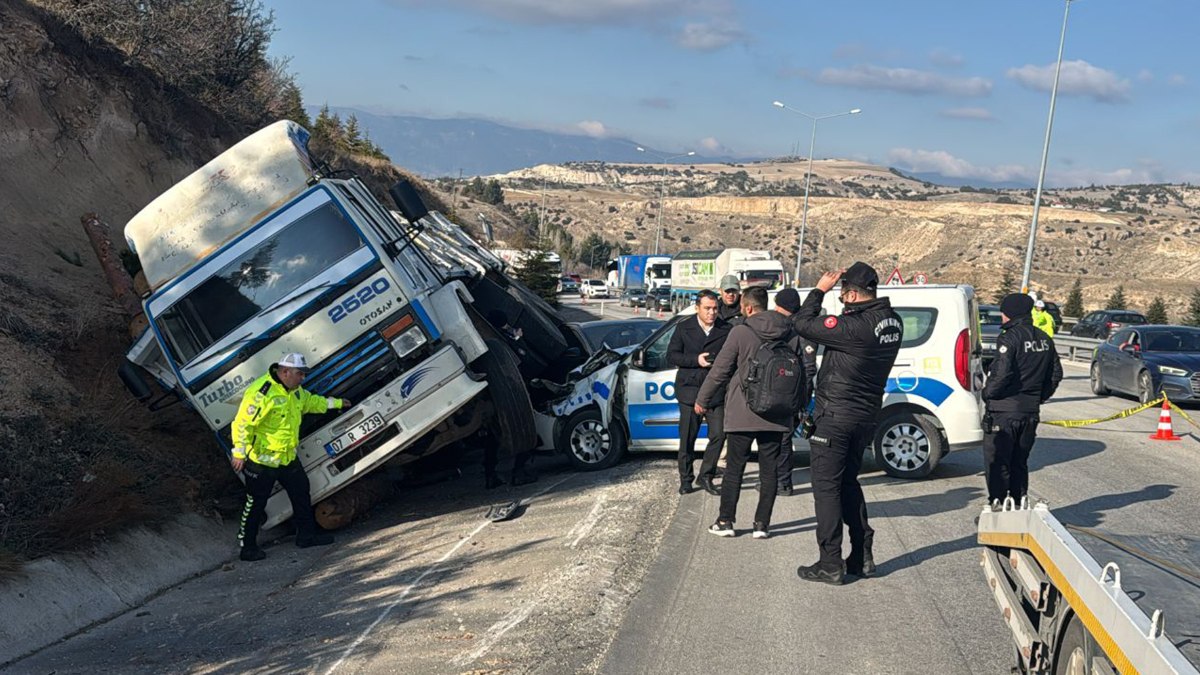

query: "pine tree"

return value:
[1145, 296, 1169, 324]
[344, 114, 364, 153]
[1105, 285, 1128, 310]
[512, 243, 560, 306]
[1063, 277, 1084, 317]
[280, 83, 310, 128]
[483, 179, 505, 205]
[994, 270, 1016, 303]
[1184, 288, 1200, 327]
[466, 176, 485, 200]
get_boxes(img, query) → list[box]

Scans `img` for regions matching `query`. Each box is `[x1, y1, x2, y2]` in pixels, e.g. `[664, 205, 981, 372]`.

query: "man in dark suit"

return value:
[668, 289, 732, 495]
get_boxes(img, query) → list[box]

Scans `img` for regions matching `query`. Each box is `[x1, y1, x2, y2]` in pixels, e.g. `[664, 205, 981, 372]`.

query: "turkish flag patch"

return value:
[824, 316, 838, 329]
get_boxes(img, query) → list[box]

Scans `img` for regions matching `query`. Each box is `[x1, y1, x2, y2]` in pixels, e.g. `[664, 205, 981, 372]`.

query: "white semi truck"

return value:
[668, 248, 785, 311]
[978, 500, 1199, 674]
[118, 121, 578, 528]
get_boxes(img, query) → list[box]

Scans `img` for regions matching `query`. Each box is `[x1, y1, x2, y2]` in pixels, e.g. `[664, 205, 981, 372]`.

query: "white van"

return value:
[537, 284, 985, 479]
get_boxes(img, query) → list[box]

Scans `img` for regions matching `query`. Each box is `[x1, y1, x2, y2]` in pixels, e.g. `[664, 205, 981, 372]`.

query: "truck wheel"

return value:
[559, 408, 626, 471]
[1054, 614, 1113, 675]
[1089, 362, 1110, 396]
[873, 411, 945, 479]
[476, 339, 537, 455]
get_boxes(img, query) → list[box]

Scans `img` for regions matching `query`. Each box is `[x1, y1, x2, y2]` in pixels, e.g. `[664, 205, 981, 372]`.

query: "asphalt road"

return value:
[11, 294, 1198, 674]
[602, 369, 1200, 675]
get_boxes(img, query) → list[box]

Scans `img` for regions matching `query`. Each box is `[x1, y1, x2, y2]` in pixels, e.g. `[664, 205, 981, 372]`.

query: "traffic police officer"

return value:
[982, 294, 1063, 506]
[231, 352, 348, 561]
[1031, 299, 1056, 337]
[789, 263, 903, 585]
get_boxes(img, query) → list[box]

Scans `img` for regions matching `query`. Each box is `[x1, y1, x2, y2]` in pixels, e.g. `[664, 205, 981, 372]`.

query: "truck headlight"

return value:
[1158, 365, 1189, 377]
[391, 326, 427, 358]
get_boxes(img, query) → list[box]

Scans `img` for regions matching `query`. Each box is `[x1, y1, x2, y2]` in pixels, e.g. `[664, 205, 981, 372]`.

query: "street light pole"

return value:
[1021, 0, 1074, 294]
[636, 146, 695, 255]
[772, 101, 861, 285]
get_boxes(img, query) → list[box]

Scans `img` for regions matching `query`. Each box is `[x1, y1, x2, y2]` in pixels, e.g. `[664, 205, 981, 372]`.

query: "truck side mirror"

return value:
[118, 359, 152, 402]
[389, 179, 429, 224]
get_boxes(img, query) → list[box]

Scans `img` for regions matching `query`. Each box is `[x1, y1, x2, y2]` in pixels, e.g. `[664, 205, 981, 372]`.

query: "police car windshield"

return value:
[157, 201, 364, 365]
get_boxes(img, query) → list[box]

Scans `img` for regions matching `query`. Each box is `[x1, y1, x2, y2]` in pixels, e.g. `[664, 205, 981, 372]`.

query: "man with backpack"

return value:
[695, 287, 807, 539]
[789, 263, 903, 585]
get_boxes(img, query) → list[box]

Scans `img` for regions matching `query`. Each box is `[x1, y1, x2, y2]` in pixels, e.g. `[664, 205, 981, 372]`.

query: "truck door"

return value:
[624, 318, 695, 451]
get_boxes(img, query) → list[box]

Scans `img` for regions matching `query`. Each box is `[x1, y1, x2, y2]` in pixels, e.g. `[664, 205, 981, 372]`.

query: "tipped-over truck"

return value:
[118, 121, 582, 529]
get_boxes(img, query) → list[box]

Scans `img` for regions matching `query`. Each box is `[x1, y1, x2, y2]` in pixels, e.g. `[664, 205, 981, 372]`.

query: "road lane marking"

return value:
[325, 473, 576, 674]
[566, 493, 608, 548]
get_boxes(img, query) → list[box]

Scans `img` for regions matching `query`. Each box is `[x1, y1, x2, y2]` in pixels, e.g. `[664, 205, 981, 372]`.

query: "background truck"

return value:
[645, 255, 672, 289]
[669, 248, 785, 311]
[117, 121, 583, 530]
[978, 501, 1199, 674]
[616, 254, 650, 291]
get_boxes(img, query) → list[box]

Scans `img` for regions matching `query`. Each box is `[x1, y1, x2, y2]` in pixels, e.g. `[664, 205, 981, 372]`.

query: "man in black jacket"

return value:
[789, 263, 903, 585]
[668, 290, 732, 495]
[982, 293, 1063, 506]
[772, 287, 817, 496]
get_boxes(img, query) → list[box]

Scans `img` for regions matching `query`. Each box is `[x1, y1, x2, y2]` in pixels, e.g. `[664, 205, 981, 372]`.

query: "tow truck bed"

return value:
[977, 502, 1199, 674]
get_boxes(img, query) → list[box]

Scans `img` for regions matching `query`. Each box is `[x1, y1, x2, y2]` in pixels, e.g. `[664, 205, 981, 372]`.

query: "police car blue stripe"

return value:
[885, 377, 954, 406]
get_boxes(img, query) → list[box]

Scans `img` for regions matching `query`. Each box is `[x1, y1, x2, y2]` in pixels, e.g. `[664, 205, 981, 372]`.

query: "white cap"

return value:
[277, 352, 310, 370]
[1035, 300, 1045, 309]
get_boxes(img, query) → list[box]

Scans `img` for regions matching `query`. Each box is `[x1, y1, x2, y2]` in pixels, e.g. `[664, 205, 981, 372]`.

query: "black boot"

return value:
[846, 548, 876, 577]
[697, 475, 720, 496]
[240, 547, 266, 562]
[797, 561, 844, 586]
[678, 482, 695, 495]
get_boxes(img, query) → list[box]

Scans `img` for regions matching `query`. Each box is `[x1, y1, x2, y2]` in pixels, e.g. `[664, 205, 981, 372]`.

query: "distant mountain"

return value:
[894, 168, 1031, 191]
[315, 107, 744, 177]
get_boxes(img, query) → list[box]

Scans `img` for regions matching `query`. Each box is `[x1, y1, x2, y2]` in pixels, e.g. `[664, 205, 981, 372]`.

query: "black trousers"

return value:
[809, 417, 875, 566]
[983, 412, 1039, 502]
[717, 431, 782, 527]
[677, 403, 724, 485]
[238, 459, 318, 550]
[778, 426, 796, 489]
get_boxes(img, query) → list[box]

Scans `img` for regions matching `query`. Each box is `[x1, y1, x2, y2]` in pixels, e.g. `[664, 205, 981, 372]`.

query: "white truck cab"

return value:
[538, 284, 984, 479]
[120, 121, 538, 528]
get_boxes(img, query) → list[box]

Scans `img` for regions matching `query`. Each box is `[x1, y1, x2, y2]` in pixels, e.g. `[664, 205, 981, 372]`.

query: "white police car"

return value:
[535, 285, 985, 479]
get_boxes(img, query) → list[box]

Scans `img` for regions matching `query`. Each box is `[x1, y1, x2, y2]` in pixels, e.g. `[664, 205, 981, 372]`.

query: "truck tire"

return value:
[873, 411, 945, 479]
[1054, 614, 1113, 675]
[559, 408, 627, 471]
[475, 339, 537, 455]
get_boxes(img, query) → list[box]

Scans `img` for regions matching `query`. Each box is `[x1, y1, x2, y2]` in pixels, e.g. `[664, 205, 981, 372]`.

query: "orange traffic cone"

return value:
[1149, 400, 1181, 441]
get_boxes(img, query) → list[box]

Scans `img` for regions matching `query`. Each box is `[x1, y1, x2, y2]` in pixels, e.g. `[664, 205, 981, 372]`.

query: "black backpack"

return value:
[742, 334, 803, 420]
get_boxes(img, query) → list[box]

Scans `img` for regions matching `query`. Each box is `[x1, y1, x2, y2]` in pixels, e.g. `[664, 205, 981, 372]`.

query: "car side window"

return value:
[641, 324, 678, 371]
[1108, 329, 1133, 346]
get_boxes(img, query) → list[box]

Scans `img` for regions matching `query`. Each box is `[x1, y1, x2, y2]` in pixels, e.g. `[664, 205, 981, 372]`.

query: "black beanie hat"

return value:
[1000, 293, 1034, 319]
[775, 288, 802, 313]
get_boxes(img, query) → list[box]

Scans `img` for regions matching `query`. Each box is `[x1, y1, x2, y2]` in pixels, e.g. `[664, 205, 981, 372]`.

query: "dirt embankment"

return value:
[0, 0, 245, 571]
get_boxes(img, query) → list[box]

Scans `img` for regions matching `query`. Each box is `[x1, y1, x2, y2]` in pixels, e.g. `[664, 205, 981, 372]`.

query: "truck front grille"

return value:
[300, 332, 403, 437]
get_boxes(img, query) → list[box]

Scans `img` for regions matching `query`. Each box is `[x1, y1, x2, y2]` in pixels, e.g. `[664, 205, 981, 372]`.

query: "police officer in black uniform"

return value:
[789, 263, 903, 585]
[982, 293, 1063, 506]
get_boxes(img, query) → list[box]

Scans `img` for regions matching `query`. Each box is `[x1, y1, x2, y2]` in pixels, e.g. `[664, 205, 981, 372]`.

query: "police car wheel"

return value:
[873, 411, 945, 479]
[1089, 362, 1110, 396]
[476, 339, 538, 455]
[560, 408, 627, 471]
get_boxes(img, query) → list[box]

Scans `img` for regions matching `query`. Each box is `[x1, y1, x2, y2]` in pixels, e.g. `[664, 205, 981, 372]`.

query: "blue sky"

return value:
[265, 0, 1199, 186]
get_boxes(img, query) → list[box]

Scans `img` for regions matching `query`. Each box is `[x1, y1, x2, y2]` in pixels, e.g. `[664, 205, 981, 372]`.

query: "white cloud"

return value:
[814, 64, 992, 97]
[888, 148, 1029, 183]
[1168, 74, 1188, 87]
[1137, 69, 1154, 82]
[929, 49, 964, 68]
[577, 120, 609, 137]
[1005, 60, 1131, 103]
[675, 20, 744, 51]
[940, 107, 994, 121]
[699, 137, 722, 152]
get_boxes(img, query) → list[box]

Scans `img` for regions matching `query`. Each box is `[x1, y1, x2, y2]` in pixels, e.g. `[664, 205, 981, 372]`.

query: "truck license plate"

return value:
[325, 413, 386, 457]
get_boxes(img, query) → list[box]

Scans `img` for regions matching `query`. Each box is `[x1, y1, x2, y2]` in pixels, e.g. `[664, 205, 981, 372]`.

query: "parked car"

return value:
[645, 287, 673, 313]
[1041, 301, 1063, 328]
[619, 288, 647, 308]
[567, 273, 582, 284]
[566, 319, 663, 355]
[1090, 325, 1200, 403]
[557, 277, 579, 294]
[581, 279, 610, 298]
[979, 304, 1004, 364]
[1072, 310, 1147, 339]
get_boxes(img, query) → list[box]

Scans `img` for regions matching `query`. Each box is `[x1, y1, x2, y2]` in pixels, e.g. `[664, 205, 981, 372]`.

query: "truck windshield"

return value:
[746, 270, 783, 288]
[157, 201, 365, 364]
[649, 264, 671, 279]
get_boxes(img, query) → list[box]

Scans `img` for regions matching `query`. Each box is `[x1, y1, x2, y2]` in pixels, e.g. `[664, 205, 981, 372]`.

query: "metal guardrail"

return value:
[1055, 335, 1101, 363]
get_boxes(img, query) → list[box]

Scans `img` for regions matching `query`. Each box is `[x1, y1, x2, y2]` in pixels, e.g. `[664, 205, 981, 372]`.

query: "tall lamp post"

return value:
[772, 101, 861, 285]
[1021, 0, 1075, 294]
[636, 146, 695, 255]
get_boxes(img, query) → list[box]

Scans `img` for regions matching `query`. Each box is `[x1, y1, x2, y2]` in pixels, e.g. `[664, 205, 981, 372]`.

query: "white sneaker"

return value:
[752, 521, 769, 539]
[708, 521, 735, 537]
